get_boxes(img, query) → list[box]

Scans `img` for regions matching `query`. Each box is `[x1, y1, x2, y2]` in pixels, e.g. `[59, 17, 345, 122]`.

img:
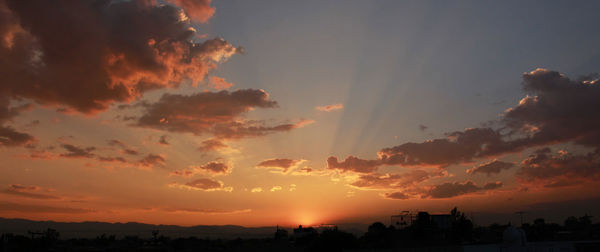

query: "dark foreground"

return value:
[2, 209, 600, 251]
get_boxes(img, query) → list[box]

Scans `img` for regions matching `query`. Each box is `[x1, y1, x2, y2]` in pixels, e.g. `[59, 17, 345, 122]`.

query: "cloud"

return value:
[0, 96, 34, 147]
[158, 135, 169, 145]
[0, 125, 34, 147]
[349, 170, 435, 190]
[378, 127, 508, 168]
[208, 76, 234, 90]
[166, 0, 215, 23]
[384, 191, 410, 200]
[467, 160, 514, 176]
[256, 158, 304, 173]
[0, 201, 93, 214]
[516, 148, 600, 188]
[316, 103, 343, 112]
[163, 207, 251, 215]
[169, 169, 194, 177]
[196, 161, 229, 174]
[134, 90, 289, 138]
[107, 139, 126, 148]
[270, 186, 282, 192]
[326, 156, 380, 173]
[171, 161, 229, 176]
[107, 139, 138, 155]
[170, 178, 232, 192]
[1, 184, 59, 199]
[327, 69, 600, 176]
[198, 138, 227, 152]
[425, 181, 502, 199]
[121, 149, 139, 156]
[502, 69, 600, 150]
[137, 153, 166, 169]
[250, 187, 263, 193]
[59, 144, 96, 158]
[0, 0, 240, 114]
[419, 124, 428, 131]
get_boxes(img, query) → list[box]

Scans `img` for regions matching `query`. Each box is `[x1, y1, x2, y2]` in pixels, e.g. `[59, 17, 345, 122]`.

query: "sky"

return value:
[1, 0, 600, 227]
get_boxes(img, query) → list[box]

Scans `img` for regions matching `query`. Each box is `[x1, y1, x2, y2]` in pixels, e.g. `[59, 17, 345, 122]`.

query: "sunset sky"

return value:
[1, 0, 600, 227]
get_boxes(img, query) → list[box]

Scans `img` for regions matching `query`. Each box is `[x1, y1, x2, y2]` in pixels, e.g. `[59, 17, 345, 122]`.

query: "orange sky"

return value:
[1, 0, 600, 227]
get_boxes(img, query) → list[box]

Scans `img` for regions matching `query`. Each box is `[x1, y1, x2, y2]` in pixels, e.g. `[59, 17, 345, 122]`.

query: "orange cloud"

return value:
[208, 76, 234, 90]
[256, 158, 304, 173]
[467, 160, 514, 176]
[315, 103, 343, 112]
[169, 178, 232, 192]
[166, 0, 216, 23]
[0, 0, 241, 115]
[1, 184, 59, 200]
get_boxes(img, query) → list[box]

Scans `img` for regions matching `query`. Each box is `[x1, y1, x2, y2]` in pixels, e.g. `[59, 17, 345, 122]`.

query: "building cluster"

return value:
[391, 211, 452, 229]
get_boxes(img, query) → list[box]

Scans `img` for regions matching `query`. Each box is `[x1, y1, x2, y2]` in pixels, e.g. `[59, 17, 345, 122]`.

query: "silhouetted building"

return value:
[392, 211, 453, 230]
[431, 214, 452, 230]
[274, 225, 288, 240]
[293, 225, 316, 239]
[391, 211, 416, 229]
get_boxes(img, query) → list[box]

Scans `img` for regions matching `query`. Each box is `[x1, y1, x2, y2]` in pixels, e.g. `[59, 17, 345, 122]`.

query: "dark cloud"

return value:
[503, 69, 600, 150]
[165, 0, 215, 23]
[0, 96, 34, 147]
[0, 201, 93, 213]
[137, 153, 165, 168]
[186, 178, 222, 190]
[327, 156, 380, 173]
[378, 127, 508, 168]
[97, 156, 127, 163]
[136, 90, 276, 135]
[350, 170, 432, 190]
[169, 178, 231, 192]
[163, 207, 251, 214]
[516, 148, 600, 188]
[107, 139, 138, 155]
[0, 125, 34, 147]
[384, 191, 410, 200]
[121, 149, 139, 156]
[60, 144, 96, 158]
[328, 69, 600, 177]
[419, 124, 428, 131]
[467, 160, 514, 176]
[107, 139, 126, 148]
[158, 135, 169, 145]
[425, 181, 502, 199]
[198, 138, 227, 151]
[1, 184, 59, 199]
[196, 161, 229, 174]
[257, 158, 303, 172]
[0, 0, 240, 114]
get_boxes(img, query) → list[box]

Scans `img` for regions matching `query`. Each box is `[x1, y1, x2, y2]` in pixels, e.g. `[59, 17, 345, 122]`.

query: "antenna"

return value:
[515, 211, 527, 227]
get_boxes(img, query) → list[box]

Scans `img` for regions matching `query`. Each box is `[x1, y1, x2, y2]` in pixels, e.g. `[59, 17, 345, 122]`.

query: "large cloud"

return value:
[165, 0, 215, 23]
[326, 156, 380, 173]
[517, 148, 600, 188]
[0, 96, 34, 147]
[467, 160, 514, 176]
[1, 184, 59, 200]
[502, 69, 600, 149]
[424, 181, 502, 199]
[257, 158, 304, 173]
[328, 69, 600, 176]
[0, 0, 240, 115]
[134, 90, 309, 140]
[350, 170, 433, 190]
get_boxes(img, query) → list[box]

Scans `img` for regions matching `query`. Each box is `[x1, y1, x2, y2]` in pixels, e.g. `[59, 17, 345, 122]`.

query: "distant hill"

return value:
[0, 217, 280, 239]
